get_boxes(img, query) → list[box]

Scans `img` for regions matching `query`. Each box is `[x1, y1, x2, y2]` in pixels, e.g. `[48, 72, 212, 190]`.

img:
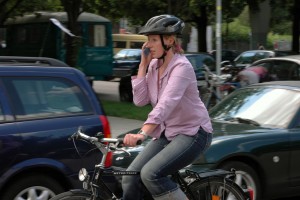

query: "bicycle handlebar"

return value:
[69, 127, 142, 146]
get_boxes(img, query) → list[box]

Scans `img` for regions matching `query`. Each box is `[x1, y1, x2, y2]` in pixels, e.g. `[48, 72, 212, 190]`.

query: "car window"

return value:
[126, 50, 141, 60]
[210, 87, 300, 128]
[2, 77, 93, 120]
[271, 61, 299, 80]
[253, 61, 273, 70]
[203, 56, 216, 71]
[113, 49, 127, 60]
[186, 56, 199, 70]
[235, 52, 256, 64]
[254, 52, 270, 61]
[186, 54, 216, 71]
[113, 41, 126, 49]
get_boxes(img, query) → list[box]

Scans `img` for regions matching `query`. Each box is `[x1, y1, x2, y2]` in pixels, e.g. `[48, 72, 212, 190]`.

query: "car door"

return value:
[2, 76, 103, 172]
[289, 109, 300, 187]
[0, 81, 20, 177]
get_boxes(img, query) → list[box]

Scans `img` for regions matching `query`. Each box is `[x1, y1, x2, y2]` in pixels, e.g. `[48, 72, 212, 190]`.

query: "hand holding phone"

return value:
[143, 47, 150, 56]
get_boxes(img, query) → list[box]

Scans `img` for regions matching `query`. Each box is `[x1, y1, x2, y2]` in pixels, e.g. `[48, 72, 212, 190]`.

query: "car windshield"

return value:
[186, 54, 216, 71]
[234, 52, 256, 64]
[114, 50, 141, 60]
[209, 86, 300, 128]
[235, 52, 272, 65]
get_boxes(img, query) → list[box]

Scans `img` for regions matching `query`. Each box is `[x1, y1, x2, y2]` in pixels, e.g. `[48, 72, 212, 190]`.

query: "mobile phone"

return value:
[143, 48, 150, 56]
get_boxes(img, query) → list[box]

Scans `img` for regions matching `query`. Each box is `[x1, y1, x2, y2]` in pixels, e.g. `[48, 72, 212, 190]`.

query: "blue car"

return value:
[0, 58, 115, 200]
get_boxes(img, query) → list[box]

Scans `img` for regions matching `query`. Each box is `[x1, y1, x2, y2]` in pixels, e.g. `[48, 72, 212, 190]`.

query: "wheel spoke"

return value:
[38, 190, 52, 200]
[234, 173, 243, 186]
[28, 188, 38, 199]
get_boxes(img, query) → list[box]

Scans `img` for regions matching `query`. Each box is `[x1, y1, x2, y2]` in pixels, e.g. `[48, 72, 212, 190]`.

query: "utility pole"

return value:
[216, 0, 222, 99]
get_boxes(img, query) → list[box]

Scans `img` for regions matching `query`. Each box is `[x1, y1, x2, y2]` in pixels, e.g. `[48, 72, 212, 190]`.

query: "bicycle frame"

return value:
[67, 128, 251, 200]
[79, 150, 195, 199]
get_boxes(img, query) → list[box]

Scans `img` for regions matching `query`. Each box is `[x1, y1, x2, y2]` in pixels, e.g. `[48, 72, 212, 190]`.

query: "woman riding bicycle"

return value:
[122, 14, 213, 200]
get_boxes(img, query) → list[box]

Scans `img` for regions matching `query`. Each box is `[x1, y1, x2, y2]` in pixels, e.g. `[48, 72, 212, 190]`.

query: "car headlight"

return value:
[78, 168, 88, 181]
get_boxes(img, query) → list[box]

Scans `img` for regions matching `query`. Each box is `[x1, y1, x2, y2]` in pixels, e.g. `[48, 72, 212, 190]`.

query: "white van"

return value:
[112, 34, 147, 54]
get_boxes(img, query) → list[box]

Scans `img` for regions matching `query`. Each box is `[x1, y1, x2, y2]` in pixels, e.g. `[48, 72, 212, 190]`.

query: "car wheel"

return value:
[119, 75, 133, 102]
[1, 174, 65, 200]
[119, 86, 133, 102]
[220, 161, 261, 200]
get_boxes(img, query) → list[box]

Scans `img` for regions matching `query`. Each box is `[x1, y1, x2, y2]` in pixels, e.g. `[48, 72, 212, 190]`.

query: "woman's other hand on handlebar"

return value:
[123, 133, 145, 147]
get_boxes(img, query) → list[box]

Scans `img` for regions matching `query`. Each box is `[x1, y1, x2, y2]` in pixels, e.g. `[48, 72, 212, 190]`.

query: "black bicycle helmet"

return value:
[139, 14, 185, 36]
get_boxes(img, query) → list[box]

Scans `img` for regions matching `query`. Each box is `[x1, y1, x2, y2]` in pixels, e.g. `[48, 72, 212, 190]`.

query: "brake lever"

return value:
[68, 132, 78, 141]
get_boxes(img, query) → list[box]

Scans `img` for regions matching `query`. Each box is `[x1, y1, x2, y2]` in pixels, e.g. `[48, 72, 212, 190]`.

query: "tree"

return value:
[93, 0, 246, 52]
[246, 0, 271, 49]
[60, 0, 82, 67]
[0, 0, 23, 24]
[291, 0, 300, 53]
[0, 0, 62, 24]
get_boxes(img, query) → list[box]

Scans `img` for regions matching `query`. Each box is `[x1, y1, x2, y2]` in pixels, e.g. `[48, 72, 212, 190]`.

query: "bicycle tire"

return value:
[188, 176, 248, 200]
[50, 191, 105, 200]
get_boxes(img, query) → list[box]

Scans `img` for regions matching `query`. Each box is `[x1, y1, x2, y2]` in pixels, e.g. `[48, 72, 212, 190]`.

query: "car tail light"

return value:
[99, 115, 113, 167]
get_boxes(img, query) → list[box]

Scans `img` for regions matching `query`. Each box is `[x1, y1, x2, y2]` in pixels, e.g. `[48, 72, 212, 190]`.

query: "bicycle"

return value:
[50, 127, 251, 200]
[200, 65, 238, 109]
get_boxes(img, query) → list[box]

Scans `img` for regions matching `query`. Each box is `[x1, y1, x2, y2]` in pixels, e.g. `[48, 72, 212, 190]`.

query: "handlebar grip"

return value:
[116, 139, 142, 147]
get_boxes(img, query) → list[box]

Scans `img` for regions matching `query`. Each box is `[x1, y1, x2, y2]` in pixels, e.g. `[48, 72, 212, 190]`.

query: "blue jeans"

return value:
[122, 128, 212, 200]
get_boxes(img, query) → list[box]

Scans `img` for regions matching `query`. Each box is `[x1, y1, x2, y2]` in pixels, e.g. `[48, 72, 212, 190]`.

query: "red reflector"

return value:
[105, 152, 113, 167]
[99, 115, 112, 167]
[248, 188, 254, 200]
[99, 115, 112, 138]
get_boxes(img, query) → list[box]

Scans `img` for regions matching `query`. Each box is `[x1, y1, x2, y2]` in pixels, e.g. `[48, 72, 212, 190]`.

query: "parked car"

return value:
[112, 49, 141, 78]
[113, 81, 300, 200]
[118, 52, 216, 102]
[185, 52, 216, 80]
[232, 50, 276, 69]
[209, 49, 240, 63]
[0, 57, 116, 200]
[248, 55, 300, 81]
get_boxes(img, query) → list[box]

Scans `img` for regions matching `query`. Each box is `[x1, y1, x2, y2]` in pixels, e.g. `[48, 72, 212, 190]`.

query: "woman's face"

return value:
[147, 35, 165, 58]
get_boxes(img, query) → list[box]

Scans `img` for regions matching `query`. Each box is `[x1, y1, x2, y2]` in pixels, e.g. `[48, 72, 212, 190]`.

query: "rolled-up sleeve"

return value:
[131, 76, 150, 106]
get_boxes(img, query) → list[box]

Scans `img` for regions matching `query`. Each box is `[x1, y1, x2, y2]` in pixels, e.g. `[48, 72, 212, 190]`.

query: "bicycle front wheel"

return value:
[188, 177, 248, 200]
[50, 190, 105, 200]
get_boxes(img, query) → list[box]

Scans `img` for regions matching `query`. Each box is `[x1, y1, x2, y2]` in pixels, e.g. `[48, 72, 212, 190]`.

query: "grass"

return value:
[101, 100, 152, 121]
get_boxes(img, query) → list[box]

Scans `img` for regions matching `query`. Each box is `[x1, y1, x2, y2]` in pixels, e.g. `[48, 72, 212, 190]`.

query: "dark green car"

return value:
[113, 81, 300, 200]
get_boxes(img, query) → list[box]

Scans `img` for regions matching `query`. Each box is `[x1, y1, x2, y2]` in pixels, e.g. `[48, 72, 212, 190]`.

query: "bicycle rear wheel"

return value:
[188, 177, 248, 200]
[50, 191, 105, 200]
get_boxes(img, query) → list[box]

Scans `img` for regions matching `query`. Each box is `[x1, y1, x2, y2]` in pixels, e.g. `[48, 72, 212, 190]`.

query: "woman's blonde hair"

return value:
[163, 35, 184, 54]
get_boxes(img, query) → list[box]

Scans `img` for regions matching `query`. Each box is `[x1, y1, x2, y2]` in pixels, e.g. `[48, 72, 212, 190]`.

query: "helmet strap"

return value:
[158, 35, 171, 60]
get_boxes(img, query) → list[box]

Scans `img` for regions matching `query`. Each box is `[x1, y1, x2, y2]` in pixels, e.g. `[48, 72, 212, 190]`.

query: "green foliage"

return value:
[270, 0, 294, 35]
[221, 10, 291, 50]
[101, 100, 152, 121]
[267, 33, 292, 48]
[12, 0, 62, 16]
[223, 18, 251, 41]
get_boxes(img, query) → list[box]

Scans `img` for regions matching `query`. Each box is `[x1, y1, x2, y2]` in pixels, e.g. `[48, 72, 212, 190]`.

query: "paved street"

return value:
[93, 80, 120, 102]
